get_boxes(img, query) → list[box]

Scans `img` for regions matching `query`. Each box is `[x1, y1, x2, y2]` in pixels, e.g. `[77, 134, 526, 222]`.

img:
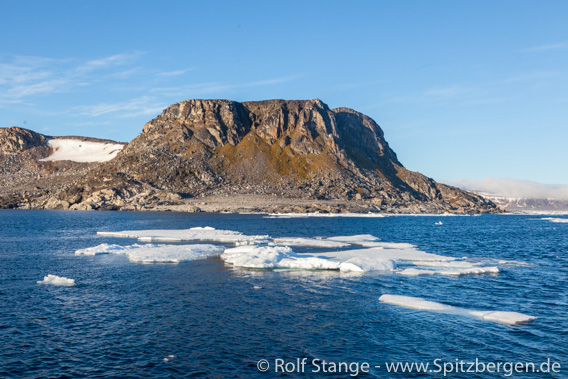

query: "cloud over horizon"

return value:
[448, 178, 568, 200]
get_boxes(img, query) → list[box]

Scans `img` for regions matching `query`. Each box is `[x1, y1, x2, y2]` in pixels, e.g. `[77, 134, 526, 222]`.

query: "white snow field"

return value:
[37, 274, 76, 287]
[39, 138, 124, 162]
[97, 226, 270, 243]
[379, 295, 536, 325]
[75, 243, 224, 263]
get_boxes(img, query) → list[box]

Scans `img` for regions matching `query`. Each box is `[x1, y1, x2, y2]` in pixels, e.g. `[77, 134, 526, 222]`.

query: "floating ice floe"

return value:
[541, 217, 568, 224]
[37, 274, 76, 287]
[221, 245, 394, 272]
[379, 294, 536, 325]
[91, 228, 500, 275]
[39, 139, 124, 163]
[97, 226, 269, 243]
[218, 239, 459, 273]
[75, 243, 224, 263]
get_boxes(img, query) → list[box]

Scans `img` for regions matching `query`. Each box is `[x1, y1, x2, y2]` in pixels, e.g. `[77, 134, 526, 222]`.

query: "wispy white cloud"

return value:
[459, 97, 507, 106]
[424, 85, 476, 98]
[0, 52, 146, 106]
[151, 75, 301, 98]
[246, 74, 302, 87]
[520, 42, 568, 53]
[502, 70, 559, 84]
[72, 96, 167, 118]
[73, 52, 143, 75]
[156, 68, 195, 77]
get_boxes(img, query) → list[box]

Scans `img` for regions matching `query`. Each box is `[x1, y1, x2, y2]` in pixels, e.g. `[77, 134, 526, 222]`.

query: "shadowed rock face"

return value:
[0, 99, 501, 213]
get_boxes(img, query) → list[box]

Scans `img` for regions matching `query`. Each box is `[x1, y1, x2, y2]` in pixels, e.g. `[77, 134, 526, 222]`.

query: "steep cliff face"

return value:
[66, 99, 498, 213]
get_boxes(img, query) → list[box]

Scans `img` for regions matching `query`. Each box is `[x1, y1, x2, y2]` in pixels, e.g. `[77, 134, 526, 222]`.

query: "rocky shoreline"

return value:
[12, 193, 501, 214]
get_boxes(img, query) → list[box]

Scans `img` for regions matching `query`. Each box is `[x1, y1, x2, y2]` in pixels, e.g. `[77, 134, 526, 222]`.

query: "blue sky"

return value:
[1, 1, 567, 185]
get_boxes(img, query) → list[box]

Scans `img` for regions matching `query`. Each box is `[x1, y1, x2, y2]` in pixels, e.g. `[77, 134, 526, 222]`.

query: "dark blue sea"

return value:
[0, 210, 566, 378]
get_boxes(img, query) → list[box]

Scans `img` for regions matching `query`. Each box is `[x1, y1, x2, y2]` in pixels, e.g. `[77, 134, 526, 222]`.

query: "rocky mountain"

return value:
[0, 127, 125, 209]
[1, 99, 501, 213]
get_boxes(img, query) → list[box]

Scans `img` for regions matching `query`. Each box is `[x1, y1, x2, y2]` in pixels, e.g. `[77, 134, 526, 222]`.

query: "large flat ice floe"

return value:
[379, 295, 536, 325]
[91, 228, 501, 275]
[39, 139, 124, 162]
[97, 226, 269, 243]
[221, 245, 394, 272]
[75, 243, 224, 263]
[220, 241, 456, 272]
[37, 274, 76, 287]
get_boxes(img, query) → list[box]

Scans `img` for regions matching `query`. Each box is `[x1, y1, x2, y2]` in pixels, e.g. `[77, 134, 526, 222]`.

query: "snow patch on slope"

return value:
[39, 139, 124, 162]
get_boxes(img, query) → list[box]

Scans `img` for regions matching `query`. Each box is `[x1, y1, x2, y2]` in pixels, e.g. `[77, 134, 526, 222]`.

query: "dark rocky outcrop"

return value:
[1, 99, 501, 213]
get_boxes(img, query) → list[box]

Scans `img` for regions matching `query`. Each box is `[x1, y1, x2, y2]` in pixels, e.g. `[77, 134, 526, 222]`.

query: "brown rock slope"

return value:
[0, 127, 124, 209]
[55, 99, 499, 213]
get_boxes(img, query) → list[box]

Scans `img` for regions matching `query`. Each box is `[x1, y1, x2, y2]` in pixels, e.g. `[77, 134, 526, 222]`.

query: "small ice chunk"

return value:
[37, 274, 76, 287]
[435, 221, 443, 225]
[468, 311, 537, 325]
[380, 294, 536, 325]
[163, 354, 175, 362]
